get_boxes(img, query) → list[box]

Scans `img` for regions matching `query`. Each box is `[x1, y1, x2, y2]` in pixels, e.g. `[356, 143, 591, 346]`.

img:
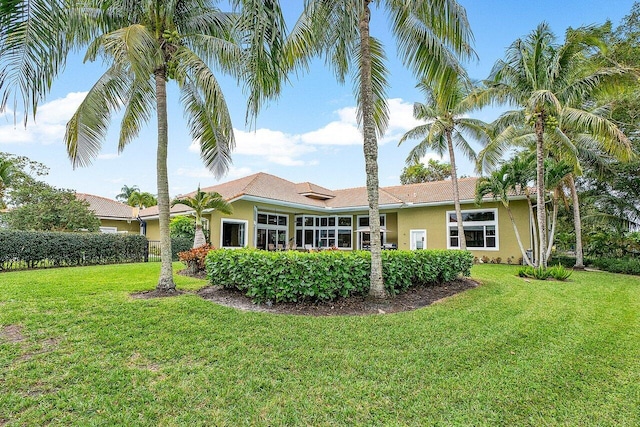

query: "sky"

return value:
[1, 0, 637, 200]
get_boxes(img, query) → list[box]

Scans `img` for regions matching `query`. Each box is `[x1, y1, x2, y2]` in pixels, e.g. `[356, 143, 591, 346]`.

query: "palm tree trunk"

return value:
[567, 174, 585, 269]
[535, 116, 547, 268]
[546, 191, 559, 262]
[193, 224, 207, 248]
[360, 0, 386, 299]
[447, 131, 466, 250]
[155, 69, 176, 292]
[525, 190, 538, 266]
[505, 204, 534, 266]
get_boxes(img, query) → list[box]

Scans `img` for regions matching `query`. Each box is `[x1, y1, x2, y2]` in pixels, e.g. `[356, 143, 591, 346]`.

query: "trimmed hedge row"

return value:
[0, 230, 148, 270]
[206, 249, 473, 303]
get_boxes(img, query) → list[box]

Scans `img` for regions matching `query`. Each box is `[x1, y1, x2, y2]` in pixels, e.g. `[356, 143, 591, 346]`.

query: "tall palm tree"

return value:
[172, 185, 232, 248]
[116, 184, 140, 203]
[294, 0, 474, 298]
[0, 0, 68, 124]
[399, 76, 488, 250]
[473, 23, 631, 267]
[64, 0, 287, 293]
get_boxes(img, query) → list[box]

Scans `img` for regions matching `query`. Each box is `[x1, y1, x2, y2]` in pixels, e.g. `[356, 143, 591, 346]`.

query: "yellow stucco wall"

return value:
[99, 219, 140, 234]
[145, 220, 160, 241]
[396, 200, 531, 262]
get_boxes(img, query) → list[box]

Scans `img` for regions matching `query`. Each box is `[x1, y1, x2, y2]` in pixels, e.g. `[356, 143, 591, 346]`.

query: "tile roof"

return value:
[76, 193, 136, 219]
[137, 173, 502, 218]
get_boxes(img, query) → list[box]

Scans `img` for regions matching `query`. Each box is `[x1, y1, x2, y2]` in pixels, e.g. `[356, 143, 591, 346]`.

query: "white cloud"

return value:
[98, 153, 119, 160]
[0, 92, 86, 145]
[300, 121, 361, 146]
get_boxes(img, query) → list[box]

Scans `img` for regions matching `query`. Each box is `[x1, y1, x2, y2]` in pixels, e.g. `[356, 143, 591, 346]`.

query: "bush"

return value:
[0, 230, 147, 270]
[171, 237, 193, 260]
[588, 257, 640, 275]
[206, 249, 473, 303]
[548, 264, 572, 281]
[517, 265, 551, 280]
[178, 244, 215, 274]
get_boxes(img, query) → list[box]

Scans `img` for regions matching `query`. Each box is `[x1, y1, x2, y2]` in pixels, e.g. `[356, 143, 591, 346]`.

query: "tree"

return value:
[473, 23, 631, 267]
[127, 191, 157, 209]
[3, 179, 100, 231]
[172, 185, 232, 248]
[0, 158, 14, 208]
[116, 185, 140, 203]
[400, 159, 452, 184]
[0, 0, 69, 124]
[63, 1, 287, 293]
[399, 76, 487, 250]
[296, 0, 474, 298]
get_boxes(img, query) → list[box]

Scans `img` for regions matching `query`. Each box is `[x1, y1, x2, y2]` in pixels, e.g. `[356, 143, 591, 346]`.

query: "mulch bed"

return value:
[132, 269, 479, 316]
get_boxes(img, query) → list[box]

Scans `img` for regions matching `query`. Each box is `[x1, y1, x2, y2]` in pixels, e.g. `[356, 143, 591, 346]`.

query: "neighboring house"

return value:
[139, 173, 533, 262]
[76, 193, 140, 234]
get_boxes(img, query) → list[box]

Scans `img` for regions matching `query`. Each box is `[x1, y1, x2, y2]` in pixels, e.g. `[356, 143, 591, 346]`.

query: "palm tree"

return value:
[63, 0, 287, 293]
[116, 184, 140, 203]
[399, 76, 488, 250]
[127, 191, 157, 209]
[172, 185, 232, 248]
[294, 0, 474, 298]
[0, 158, 14, 208]
[473, 23, 631, 267]
[0, 1, 68, 124]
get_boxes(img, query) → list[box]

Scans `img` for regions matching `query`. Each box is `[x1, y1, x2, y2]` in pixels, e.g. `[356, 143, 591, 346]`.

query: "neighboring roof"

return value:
[76, 193, 136, 220]
[138, 172, 502, 219]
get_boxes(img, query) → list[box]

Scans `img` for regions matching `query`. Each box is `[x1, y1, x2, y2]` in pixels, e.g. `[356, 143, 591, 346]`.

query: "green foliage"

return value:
[170, 215, 195, 240]
[171, 237, 193, 260]
[548, 264, 573, 280]
[3, 179, 100, 232]
[400, 159, 452, 184]
[589, 257, 640, 275]
[583, 231, 640, 258]
[517, 265, 552, 280]
[0, 230, 147, 270]
[206, 249, 473, 303]
[178, 244, 215, 273]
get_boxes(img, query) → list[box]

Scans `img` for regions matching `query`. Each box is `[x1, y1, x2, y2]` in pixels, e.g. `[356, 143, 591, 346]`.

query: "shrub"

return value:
[0, 230, 147, 270]
[548, 264, 572, 281]
[171, 237, 193, 260]
[517, 265, 551, 280]
[178, 244, 215, 274]
[206, 249, 473, 303]
[588, 257, 640, 276]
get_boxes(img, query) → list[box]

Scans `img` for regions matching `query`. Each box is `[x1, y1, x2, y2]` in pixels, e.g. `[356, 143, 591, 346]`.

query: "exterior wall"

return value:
[396, 200, 531, 262]
[145, 219, 160, 241]
[99, 219, 140, 234]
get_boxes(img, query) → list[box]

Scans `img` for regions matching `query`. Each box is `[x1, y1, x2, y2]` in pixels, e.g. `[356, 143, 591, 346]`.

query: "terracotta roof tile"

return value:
[76, 193, 135, 219]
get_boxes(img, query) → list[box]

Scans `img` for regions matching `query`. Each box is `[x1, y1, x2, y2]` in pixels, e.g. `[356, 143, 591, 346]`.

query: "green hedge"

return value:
[588, 257, 640, 275]
[206, 249, 473, 303]
[0, 230, 148, 270]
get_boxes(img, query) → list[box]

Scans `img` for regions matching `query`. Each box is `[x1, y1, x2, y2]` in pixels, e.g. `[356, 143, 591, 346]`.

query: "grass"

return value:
[1, 263, 639, 426]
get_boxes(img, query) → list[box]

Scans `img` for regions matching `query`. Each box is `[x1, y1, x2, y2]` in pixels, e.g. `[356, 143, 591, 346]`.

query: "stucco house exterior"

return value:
[138, 172, 533, 262]
[76, 193, 140, 234]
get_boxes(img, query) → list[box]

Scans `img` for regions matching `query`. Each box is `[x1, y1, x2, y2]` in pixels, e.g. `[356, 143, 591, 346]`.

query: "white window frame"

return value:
[99, 226, 118, 234]
[220, 219, 248, 249]
[294, 215, 353, 250]
[256, 212, 288, 250]
[356, 214, 387, 249]
[446, 208, 499, 251]
[410, 229, 427, 250]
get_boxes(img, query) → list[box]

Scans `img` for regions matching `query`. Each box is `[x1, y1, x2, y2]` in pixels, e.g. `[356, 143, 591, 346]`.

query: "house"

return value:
[138, 172, 533, 262]
[76, 193, 140, 234]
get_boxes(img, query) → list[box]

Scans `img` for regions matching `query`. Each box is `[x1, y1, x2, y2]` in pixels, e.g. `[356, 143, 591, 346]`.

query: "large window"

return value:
[295, 215, 352, 249]
[256, 212, 288, 250]
[447, 209, 498, 250]
[356, 215, 386, 249]
[221, 219, 248, 248]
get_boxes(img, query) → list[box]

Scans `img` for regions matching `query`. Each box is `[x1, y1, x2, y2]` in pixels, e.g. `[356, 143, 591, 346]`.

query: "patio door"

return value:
[410, 229, 426, 250]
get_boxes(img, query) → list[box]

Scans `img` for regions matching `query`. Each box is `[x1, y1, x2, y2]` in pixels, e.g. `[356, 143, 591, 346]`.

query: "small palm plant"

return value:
[172, 186, 232, 248]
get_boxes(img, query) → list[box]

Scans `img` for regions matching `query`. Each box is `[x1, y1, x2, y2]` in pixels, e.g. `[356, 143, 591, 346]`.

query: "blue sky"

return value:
[1, 0, 636, 199]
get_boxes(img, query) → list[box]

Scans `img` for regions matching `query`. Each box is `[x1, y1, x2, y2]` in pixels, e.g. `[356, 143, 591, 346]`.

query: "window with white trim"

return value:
[256, 212, 288, 250]
[447, 209, 498, 250]
[356, 214, 387, 249]
[221, 219, 248, 248]
[294, 215, 352, 249]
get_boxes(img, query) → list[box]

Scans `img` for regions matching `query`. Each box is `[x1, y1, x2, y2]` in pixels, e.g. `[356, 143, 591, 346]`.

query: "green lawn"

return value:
[1, 263, 639, 426]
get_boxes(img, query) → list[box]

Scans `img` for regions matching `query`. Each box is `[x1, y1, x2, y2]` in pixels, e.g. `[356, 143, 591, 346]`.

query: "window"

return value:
[256, 212, 288, 250]
[99, 226, 118, 234]
[294, 215, 353, 249]
[356, 215, 387, 249]
[447, 209, 498, 250]
[221, 219, 247, 248]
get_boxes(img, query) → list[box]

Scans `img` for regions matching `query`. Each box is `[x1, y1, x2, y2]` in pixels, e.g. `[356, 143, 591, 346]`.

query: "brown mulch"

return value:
[131, 269, 479, 316]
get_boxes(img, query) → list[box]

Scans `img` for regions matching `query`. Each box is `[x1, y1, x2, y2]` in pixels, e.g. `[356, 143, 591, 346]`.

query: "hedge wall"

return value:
[0, 230, 148, 270]
[206, 249, 473, 303]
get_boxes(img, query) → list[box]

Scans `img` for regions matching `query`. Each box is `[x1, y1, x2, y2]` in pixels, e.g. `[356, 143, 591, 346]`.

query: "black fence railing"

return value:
[146, 238, 193, 262]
